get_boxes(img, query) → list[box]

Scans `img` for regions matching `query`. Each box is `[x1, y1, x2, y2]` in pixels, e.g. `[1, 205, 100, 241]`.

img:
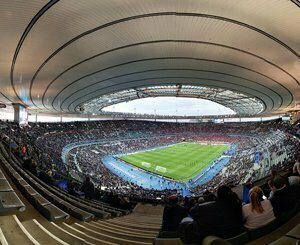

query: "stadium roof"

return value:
[0, 0, 300, 116]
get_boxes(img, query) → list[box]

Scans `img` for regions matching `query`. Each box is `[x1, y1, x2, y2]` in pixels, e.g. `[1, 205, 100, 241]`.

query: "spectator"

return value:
[39, 169, 55, 185]
[67, 180, 77, 196]
[181, 186, 243, 244]
[242, 186, 275, 229]
[161, 195, 188, 233]
[269, 176, 300, 217]
[293, 159, 300, 175]
[288, 175, 300, 186]
[28, 159, 38, 176]
[203, 190, 217, 202]
[81, 176, 95, 200]
[288, 163, 300, 186]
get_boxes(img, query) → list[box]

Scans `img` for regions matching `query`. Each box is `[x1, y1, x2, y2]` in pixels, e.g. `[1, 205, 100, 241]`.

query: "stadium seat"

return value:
[225, 232, 249, 245]
[33, 193, 51, 206]
[286, 223, 300, 239]
[269, 236, 299, 245]
[22, 185, 39, 203]
[279, 208, 298, 224]
[158, 230, 179, 238]
[0, 179, 13, 192]
[38, 203, 70, 221]
[68, 207, 95, 221]
[153, 237, 183, 245]
[0, 191, 25, 212]
[0, 160, 26, 212]
[203, 236, 231, 245]
[12, 172, 23, 181]
[0, 170, 5, 179]
[16, 178, 30, 188]
[248, 219, 281, 240]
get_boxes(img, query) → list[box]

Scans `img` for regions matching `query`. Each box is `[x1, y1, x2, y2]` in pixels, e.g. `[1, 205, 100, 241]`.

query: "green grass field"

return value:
[118, 142, 228, 181]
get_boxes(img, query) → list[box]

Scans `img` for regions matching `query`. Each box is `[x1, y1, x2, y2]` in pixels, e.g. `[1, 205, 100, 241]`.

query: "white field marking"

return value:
[33, 219, 68, 245]
[50, 222, 94, 245]
[12, 215, 40, 245]
[0, 227, 8, 245]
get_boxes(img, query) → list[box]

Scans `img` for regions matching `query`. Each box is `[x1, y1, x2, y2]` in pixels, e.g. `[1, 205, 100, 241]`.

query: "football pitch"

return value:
[118, 142, 229, 181]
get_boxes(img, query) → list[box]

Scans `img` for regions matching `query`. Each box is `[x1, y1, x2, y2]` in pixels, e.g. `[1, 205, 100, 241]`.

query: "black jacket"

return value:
[162, 203, 188, 231]
[80, 180, 95, 199]
[270, 185, 300, 217]
[183, 200, 244, 243]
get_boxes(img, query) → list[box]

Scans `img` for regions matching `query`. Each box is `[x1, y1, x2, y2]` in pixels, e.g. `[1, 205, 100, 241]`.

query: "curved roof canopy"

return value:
[0, 0, 299, 116]
[80, 85, 263, 115]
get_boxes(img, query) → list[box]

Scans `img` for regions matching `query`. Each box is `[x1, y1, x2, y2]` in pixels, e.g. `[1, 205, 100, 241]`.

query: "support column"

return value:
[12, 103, 28, 125]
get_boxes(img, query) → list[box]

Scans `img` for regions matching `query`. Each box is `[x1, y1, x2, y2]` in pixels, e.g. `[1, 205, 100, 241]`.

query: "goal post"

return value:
[155, 165, 167, 173]
[141, 162, 151, 168]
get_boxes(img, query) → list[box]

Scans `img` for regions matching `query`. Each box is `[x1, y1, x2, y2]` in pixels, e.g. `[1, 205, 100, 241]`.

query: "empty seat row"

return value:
[0, 143, 108, 220]
[51, 185, 122, 217]
[0, 150, 70, 221]
[50, 184, 129, 215]
[89, 196, 130, 215]
[0, 167, 25, 212]
[7, 143, 129, 217]
[8, 145, 124, 218]
[25, 169, 110, 219]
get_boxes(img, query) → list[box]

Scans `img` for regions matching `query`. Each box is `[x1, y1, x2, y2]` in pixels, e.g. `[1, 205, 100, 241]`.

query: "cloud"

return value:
[103, 97, 235, 116]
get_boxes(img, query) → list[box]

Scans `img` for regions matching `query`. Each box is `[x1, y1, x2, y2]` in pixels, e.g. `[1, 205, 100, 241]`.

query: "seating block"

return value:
[69, 208, 95, 221]
[226, 232, 249, 245]
[0, 179, 13, 192]
[153, 238, 183, 245]
[0, 191, 25, 211]
[286, 223, 300, 239]
[248, 219, 280, 240]
[37, 203, 70, 221]
[33, 194, 50, 206]
[269, 236, 299, 244]
[0, 171, 5, 179]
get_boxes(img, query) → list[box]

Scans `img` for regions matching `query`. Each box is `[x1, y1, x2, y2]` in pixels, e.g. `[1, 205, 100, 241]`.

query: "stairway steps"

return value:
[72, 223, 152, 245]
[61, 222, 116, 245]
[0, 215, 35, 244]
[92, 220, 158, 235]
[22, 219, 67, 245]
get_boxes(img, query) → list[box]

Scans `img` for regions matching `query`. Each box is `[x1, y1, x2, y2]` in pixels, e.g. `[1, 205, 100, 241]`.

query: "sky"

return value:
[103, 97, 235, 116]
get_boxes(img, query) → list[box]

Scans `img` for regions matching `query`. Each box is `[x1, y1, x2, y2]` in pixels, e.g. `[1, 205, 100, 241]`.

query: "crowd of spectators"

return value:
[160, 169, 300, 243]
[0, 119, 299, 205]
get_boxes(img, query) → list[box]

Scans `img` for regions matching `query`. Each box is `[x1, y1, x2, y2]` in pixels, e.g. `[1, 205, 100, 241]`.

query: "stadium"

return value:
[0, 1, 300, 244]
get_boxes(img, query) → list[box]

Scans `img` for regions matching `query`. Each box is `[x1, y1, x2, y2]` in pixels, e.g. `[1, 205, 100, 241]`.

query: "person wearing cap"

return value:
[161, 194, 188, 233]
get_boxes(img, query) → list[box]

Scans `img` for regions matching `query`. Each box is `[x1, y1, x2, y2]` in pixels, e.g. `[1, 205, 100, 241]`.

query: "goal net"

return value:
[155, 166, 167, 173]
[141, 162, 151, 168]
